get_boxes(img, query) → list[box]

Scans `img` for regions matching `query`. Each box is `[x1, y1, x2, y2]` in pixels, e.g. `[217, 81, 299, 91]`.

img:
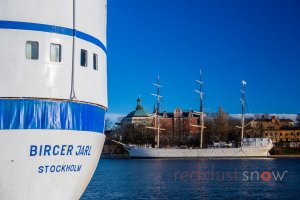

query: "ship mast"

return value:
[194, 70, 205, 148]
[240, 80, 246, 142]
[151, 76, 163, 148]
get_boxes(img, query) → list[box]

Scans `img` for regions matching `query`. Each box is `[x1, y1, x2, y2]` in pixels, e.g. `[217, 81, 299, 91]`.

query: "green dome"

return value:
[126, 109, 149, 118]
[125, 97, 149, 118]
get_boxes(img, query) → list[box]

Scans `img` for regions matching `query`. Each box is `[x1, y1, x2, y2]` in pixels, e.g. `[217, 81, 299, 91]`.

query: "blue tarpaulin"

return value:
[0, 99, 105, 133]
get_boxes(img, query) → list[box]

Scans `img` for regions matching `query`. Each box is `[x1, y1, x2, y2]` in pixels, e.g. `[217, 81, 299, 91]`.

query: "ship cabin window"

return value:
[80, 49, 88, 67]
[26, 41, 39, 60]
[50, 43, 61, 62]
[93, 53, 98, 70]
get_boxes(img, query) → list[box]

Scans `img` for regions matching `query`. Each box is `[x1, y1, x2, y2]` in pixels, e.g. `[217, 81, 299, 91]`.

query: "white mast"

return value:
[150, 76, 163, 148]
[241, 80, 246, 142]
[193, 70, 205, 148]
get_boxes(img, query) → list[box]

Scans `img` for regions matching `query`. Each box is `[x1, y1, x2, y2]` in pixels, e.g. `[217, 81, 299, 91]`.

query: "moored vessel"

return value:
[119, 72, 273, 158]
[0, 0, 107, 199]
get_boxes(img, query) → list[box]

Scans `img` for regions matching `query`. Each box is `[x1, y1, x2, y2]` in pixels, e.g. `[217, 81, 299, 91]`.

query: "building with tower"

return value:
[117, 98, 201, 146]
[121, 98, 152, 125]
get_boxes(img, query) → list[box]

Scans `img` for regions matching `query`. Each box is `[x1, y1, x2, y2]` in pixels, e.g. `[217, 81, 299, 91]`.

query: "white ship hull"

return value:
[114, 138, 273, 158]
[0, 129, 105, 199]
[125, 141, 273, 158]
[0, 0, 108, 198]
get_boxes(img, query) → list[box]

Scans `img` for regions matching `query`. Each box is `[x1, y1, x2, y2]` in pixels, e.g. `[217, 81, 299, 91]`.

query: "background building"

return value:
[121, 98, 152, 125]
[251, 115, 300, 147]
[117, 98, 201, 147]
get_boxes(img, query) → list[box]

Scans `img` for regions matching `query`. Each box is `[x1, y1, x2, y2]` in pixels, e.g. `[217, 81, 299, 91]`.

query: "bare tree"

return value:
[122, 123, 135, 144]
[116, 116, 124, 123]
[159, 119, 175, 147]
[297, 114, 300, 128]
[121, 122, 155, 146]
[213, 106, 229, 142]
[105, 117, 113, 130]
[249, 114, 264, 137]
[263, 113, 271, 120]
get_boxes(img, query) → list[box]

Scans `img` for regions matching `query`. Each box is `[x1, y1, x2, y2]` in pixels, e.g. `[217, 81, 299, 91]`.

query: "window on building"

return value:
[80, 49, 87, 67]
[50, 43, 61, 62]
[26, 41, 39, 60]
[93, 53, 98, 70]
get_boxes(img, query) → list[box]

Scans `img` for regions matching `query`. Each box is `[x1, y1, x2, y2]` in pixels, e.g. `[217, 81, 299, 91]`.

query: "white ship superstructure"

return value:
[0, 0, 107, 199]
[121, 74, 273, 158]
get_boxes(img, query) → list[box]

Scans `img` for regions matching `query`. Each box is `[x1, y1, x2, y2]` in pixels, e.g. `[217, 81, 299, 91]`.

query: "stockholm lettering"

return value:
[38, 164, 82, 173]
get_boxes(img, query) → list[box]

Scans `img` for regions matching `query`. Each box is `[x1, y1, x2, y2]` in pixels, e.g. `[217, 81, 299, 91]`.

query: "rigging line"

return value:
[238, 148, 248, 156]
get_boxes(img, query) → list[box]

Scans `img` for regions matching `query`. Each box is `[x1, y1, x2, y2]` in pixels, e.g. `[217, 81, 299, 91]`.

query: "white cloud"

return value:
[230, 113, 298, 122]
[105, 113, 126, 123]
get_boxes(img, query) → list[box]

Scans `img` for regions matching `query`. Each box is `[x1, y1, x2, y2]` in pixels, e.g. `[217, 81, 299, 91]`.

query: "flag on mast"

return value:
[242, 80, 247, 85]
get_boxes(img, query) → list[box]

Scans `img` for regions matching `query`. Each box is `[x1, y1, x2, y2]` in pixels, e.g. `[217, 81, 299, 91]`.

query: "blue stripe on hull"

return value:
[0, 20, 107, 54]
[0, 99, 105, 133]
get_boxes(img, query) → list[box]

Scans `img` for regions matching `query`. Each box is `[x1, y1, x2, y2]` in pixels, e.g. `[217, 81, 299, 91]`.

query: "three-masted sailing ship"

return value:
[117, 72, 273, 158]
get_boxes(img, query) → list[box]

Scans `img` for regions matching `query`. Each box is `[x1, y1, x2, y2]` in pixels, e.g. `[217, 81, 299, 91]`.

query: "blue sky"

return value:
[106, 0, 300, 119]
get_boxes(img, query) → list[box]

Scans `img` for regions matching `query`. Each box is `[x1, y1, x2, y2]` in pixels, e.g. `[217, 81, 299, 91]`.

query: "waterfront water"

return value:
[81, 158, 300, 199]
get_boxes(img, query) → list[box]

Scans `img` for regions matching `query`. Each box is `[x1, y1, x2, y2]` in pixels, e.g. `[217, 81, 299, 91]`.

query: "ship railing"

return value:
[212, 142, 233, 148]
[242, 138, 273, 147]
